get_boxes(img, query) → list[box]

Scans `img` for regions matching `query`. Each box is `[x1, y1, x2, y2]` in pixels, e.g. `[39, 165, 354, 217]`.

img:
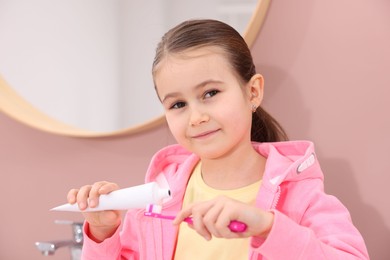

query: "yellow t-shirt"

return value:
[174, 162, 262, 260]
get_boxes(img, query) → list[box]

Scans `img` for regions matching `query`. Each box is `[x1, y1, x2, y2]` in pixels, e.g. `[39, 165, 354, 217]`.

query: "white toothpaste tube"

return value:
[50, 182, 171, 212]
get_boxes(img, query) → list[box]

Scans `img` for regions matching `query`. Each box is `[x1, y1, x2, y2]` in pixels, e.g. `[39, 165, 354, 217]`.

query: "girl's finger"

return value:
[88, 181, 111, 208]
[173, 203, 211, 240]
[191, 210, 212, 241]
[76, 185, 93, 210]
[202, 202, 224, 238]
[89, 181, 120, 208]
[214, 206, 242, 238]
[173, 205, 195, 225]
[67, 188, 79, 204]
[98, 182, 120, 194]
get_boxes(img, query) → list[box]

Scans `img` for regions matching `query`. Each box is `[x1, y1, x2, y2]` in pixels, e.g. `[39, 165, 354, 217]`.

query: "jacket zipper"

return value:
[271, 186, 281, 210]
[135, 210, 146, 260]
[249, 186, 282, 260]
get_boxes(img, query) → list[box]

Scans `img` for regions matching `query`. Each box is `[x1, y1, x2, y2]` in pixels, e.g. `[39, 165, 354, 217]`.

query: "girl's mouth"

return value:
[191, 129, 220, 139]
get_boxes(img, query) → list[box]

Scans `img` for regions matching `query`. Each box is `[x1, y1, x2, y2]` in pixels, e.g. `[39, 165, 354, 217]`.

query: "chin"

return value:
[193, 147, 229, 160]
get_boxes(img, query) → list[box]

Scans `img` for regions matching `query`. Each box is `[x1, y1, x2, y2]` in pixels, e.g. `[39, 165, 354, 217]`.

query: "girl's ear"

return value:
[248, 74, 264, 107]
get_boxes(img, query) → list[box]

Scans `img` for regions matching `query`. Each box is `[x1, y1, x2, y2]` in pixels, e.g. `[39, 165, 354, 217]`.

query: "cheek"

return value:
[220, 97, 251, 119]
[222, 101, 252, 131]
[165, 114, 187, 139]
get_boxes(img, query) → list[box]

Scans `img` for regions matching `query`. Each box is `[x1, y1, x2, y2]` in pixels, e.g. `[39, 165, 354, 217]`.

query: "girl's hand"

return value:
[173, 195, 274, 241]
[67, 181, 122, 242]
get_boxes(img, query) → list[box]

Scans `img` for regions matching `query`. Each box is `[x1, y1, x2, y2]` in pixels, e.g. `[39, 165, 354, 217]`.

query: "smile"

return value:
[191, 129, 220, 139]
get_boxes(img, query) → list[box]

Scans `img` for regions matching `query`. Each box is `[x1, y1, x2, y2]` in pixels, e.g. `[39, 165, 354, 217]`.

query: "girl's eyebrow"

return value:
[161, 79, 223, 103]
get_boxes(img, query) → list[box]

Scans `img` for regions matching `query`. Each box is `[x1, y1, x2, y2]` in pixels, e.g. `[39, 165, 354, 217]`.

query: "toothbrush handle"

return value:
[228, 220, 247, 233]
[184, 218, 247, 233]
[144, 212, 247, 233]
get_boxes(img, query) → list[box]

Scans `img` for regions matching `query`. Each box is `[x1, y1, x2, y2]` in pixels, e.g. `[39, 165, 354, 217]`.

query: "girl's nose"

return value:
[189, 107, 209, 126]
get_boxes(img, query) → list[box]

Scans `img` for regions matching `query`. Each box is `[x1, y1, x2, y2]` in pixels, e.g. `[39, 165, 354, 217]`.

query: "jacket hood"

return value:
[253, 141, 323, 191]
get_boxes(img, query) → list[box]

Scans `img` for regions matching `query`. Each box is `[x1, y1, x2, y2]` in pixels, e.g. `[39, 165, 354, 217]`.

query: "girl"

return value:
[68, 19, 369, 259]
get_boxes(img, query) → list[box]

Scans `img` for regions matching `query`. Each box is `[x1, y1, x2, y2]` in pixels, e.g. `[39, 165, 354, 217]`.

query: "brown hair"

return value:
[152, 19, 288, 142]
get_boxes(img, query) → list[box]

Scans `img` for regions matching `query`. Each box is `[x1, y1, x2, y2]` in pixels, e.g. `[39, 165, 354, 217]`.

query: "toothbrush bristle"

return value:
[145, 204, 162, 214]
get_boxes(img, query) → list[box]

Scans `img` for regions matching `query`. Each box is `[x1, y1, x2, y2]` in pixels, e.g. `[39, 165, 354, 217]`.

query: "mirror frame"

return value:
[0, 0, 270, 138]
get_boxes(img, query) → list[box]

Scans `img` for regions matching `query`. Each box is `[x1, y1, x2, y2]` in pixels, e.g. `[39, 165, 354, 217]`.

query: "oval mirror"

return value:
[0, 0, 270, 137]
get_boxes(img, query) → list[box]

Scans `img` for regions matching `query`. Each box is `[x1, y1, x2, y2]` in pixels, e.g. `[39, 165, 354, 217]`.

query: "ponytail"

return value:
[251, 107, 288, 142]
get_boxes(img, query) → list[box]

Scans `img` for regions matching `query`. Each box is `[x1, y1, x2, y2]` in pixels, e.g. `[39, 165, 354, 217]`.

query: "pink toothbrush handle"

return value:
[144, 212, 247, 233]
[183, 218, 247, 233]
[228, 220, 247, 233]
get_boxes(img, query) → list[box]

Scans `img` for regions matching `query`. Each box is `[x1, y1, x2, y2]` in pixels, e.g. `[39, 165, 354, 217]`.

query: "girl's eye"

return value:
[204, 89, 219, 99]
[170, 101, 186, 110]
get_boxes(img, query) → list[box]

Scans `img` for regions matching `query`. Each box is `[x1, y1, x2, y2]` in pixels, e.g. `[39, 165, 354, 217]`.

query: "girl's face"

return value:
[154, 47, 263, 159]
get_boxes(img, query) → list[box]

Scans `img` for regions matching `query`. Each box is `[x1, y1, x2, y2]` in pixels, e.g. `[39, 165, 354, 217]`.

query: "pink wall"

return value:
[0, 1, 389, 259]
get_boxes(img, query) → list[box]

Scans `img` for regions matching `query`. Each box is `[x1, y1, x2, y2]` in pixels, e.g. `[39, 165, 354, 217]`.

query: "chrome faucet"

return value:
[35, 220, 84, 259]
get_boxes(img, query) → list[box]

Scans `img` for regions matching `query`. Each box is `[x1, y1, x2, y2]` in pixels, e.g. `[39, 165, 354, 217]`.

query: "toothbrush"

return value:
[144, 204, 247, 233]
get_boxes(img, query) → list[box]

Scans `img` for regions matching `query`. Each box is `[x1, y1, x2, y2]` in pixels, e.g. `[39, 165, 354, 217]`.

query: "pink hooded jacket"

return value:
[81, 141, 369, 259]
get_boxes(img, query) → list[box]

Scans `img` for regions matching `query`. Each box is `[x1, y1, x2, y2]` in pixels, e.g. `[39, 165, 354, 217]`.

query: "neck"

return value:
[200, 143, 266, 190]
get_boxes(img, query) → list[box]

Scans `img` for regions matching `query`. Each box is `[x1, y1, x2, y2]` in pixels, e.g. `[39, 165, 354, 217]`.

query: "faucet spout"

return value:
[35, 240, 82, 256]
[35, 241, 55, 256]
[35, 220, 84, 259]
